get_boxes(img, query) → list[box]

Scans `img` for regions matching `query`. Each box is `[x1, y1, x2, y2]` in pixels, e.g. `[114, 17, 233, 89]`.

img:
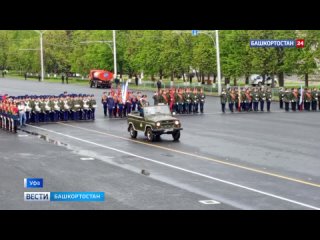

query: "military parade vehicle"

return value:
[89, 69, 114, 88]
[127, 105, 183, 142]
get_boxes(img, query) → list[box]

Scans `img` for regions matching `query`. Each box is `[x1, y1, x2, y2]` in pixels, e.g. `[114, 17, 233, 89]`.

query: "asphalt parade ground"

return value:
[1, 78, 320, 210]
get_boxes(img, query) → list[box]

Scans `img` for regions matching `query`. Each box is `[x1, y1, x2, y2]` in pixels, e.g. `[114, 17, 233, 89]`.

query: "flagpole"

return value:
[238, 86, 241, 112]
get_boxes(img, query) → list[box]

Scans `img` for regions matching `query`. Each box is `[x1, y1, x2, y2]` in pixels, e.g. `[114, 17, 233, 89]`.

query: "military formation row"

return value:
[0, 94, 97, 133]
[279, 88, 320, 111]
[101, 87, 206, 118]
[101, 91, 149, 118]
[153, 88, 206, 114]
[220, 87, 272, 113]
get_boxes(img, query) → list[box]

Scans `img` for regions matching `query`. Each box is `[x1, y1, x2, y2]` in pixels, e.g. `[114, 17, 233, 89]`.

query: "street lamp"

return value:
[80, 30, 117, 78]
[194, 30, 222, 95]
[173, 30, 222, 95]
[215, 30, 222, 95]
[34, 30, 47, 82]
[113, 30, 117, 78]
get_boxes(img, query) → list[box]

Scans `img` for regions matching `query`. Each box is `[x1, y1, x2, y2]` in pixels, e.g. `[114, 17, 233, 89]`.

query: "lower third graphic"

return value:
[24, 192, 105, 202]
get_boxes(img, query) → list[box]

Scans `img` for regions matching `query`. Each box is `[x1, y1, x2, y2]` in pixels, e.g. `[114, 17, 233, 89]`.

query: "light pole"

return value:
[173, 30, 222, 94]
[196, 30, 222, 95]
[80, 30, 117, 78]
[113, 30, 117, 78]
[215, 30, 222, 95]
[34, 30, 47, 82]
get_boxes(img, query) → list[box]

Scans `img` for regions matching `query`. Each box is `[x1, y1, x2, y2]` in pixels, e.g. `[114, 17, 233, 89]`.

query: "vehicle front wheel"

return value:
[129, 125, 137, 139]
[146, 128, 154, 142]
[172, 130, 180, 141]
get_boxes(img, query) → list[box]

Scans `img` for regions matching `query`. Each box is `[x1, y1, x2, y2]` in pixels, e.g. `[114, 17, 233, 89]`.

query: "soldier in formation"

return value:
[223, 87, 273, 113]
[282, 87, 320, 112]
[152, 87, 205, 114]
[0, 95, 20, 133]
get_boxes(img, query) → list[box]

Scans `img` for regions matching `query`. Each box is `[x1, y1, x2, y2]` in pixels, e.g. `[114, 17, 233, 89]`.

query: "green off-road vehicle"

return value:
[127, 105, 183, 142]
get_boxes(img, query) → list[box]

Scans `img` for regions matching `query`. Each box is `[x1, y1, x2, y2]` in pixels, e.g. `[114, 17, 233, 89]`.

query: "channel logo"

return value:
[50, 192, 105, 202]
[24, 178, 43, 188]
[24, 192, 50, 201]
[250, 39, 305, 48]
[23, 192, 105, 202]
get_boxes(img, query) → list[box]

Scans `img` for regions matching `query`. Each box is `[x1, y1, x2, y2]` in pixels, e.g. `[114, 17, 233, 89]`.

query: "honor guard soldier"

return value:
[220, 88, 227, 113]
[184, 89, 191, 114]
[101, 92, 108, 117]
[240, 88, 246, 111]
[178, 89, 185, 114]
[118, 96, 124, 118]
[107, 93, 115, 118]
[227, 89, 235, 113]
[234, 88, 239, 112]
[291, 88, 298, 111]
[245, 88, 252, 111]
[89, 95, 97, 120]
[72, 96, 81, 120]
[252, 88, 259, 112]
[284, 88, 291, 112]
[304, 88, 312, 111]
[279, 87, 285, 109]
[125, 92, 132, 116]
[259, 87, 266, 111]
[199, 88, 206, 114]
[318, 88, 320, 110]
[266, 88, 272, 112]
[33, 97, 41, 123]
[169, 89, 175, 113]
[311, 87, 318, 111]
[192, 88, 199, 113]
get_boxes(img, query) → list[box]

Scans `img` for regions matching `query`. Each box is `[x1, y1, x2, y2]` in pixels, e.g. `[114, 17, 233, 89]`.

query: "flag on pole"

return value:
[299, 85, 303, 111]
[110, 83, 114, 96]
[122, 80, 128, 104]
[238, 86, 241, 112]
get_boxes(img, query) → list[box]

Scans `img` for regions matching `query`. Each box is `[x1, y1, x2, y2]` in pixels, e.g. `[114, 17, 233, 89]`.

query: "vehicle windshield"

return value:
[144, 105, 171, 116]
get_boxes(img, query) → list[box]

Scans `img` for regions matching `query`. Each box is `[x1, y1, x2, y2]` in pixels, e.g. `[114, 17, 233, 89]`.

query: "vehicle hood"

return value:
[145, 115, 178, 122]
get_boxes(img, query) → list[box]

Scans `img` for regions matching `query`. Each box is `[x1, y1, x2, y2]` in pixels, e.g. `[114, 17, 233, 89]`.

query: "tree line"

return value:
[0, 30, 319, 86]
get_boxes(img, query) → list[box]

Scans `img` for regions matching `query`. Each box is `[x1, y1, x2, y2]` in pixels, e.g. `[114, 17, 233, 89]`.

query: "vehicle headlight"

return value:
[175, 120, 179, 125]
[156, 122, 161, 127]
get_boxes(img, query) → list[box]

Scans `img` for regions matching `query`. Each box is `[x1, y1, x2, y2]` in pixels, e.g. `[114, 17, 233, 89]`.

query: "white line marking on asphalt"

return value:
[80, 157, 95, 161]
[27, 124, 320, 210]
[199, 200, 221, 205]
